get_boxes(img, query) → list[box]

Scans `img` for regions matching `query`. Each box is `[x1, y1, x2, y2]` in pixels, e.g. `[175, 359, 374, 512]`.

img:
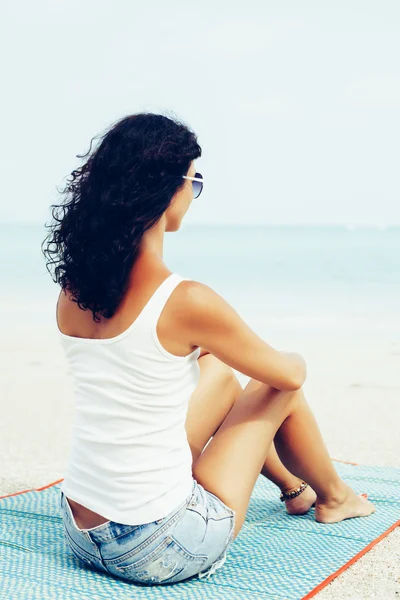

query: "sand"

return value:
[1, 323, 399, 598]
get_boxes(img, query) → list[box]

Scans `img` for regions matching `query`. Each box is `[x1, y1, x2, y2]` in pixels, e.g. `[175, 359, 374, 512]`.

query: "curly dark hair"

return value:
[41, 110, 202, 323]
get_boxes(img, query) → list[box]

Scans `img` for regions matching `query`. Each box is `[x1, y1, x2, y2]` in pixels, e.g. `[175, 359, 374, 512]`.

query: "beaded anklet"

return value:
[279, 481, 309, 502]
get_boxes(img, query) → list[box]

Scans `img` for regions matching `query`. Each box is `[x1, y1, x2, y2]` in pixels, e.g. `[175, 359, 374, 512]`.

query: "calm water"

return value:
[1, 222, 399, 337]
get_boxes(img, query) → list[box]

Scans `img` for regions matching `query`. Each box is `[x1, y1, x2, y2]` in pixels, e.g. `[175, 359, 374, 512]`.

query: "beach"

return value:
[1, 321, 399, 598]
[1, 222, 399, 597]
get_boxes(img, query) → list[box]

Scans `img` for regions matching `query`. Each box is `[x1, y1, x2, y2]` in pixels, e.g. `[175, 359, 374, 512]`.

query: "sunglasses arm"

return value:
[182, 175, 204, 182]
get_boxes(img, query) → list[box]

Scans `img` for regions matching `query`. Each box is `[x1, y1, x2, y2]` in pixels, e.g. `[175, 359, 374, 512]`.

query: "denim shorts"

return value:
[60, 478, 236, 585]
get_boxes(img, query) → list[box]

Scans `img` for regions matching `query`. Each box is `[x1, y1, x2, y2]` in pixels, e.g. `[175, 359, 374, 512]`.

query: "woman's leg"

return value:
[187, 356, 316, 513]
[185, 354, 238, 465]
[261, 441, 317, 514]
[271, 391, 372, 523]
[192, 378, 375, 539]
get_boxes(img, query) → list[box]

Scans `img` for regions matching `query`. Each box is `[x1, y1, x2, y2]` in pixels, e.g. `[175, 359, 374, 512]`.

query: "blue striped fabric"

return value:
[1, 463, 399, 600]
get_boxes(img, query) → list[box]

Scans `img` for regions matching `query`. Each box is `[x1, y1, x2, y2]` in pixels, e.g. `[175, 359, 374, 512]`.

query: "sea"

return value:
[1, 222, 399, 344]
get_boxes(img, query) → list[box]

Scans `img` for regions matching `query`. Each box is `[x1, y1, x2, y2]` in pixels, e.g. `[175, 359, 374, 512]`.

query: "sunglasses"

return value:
[182, 172, 204, 199]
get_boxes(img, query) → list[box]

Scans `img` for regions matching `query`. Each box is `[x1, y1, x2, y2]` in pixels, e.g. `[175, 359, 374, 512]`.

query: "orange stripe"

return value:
[301, 518, 400, 600]
[0, 478, 64, 500]
[331, 458, 359, 466]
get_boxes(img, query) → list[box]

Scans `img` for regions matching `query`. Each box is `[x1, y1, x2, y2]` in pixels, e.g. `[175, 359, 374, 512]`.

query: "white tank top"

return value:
[58, 273, 201, 526]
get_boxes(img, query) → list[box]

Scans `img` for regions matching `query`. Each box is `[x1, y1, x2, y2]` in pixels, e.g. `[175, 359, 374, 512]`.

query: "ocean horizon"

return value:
[1, 222, 399, 341]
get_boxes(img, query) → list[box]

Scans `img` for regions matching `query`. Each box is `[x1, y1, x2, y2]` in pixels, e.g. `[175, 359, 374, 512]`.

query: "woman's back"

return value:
[57, 271, 201, 526]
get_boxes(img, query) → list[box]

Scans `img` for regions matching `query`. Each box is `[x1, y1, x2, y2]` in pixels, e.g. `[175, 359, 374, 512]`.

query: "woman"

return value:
[42, 112, 375, 586]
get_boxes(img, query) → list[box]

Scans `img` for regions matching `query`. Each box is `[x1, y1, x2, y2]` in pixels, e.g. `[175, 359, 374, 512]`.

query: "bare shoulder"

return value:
[166, 278, 224, 332]
[176, 279, 234, 323]
[176, 278, 256, 345]
[175, 278, 306, 391]
[177, 279, 221, 303]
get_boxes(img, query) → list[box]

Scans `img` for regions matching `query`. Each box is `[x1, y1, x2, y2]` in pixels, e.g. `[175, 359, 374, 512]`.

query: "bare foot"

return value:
[285, 485, 317, 515]
[315, 483, 376, 524]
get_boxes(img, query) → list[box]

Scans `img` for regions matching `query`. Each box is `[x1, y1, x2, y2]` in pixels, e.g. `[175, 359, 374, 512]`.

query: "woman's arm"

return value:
[179, 281, 306, 392]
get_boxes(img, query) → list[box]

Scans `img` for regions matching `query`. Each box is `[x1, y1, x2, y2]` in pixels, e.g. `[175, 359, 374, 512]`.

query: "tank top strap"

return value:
[143, 273, 189, 324]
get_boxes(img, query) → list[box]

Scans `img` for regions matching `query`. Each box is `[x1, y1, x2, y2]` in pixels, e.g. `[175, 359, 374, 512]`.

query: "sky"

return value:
[1, 1, 400, 226]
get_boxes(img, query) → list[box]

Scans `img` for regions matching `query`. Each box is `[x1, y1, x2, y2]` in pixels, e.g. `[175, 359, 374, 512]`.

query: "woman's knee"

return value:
[245, 377, 302, 415]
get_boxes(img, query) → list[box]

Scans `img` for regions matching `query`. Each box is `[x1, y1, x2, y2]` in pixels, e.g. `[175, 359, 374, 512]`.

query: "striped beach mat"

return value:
[1, 462, 400, 600]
